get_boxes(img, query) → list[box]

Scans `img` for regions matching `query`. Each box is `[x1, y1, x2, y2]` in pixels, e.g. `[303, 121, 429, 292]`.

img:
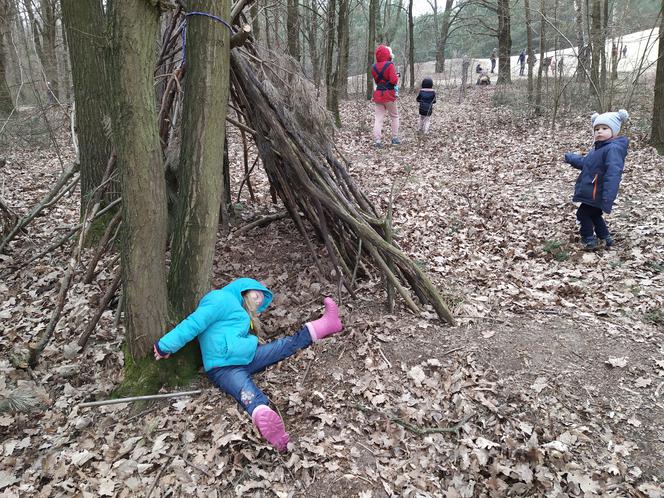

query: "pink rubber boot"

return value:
[306, 297, 343, 341]
[251, 405, 289, 452]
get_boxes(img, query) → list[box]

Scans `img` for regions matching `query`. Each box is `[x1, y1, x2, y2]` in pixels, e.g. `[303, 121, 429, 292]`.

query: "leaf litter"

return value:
[0, 88, 663, 496]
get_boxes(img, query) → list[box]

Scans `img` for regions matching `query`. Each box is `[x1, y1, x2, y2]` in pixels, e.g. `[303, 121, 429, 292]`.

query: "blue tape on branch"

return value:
[181, 11, 235, 67]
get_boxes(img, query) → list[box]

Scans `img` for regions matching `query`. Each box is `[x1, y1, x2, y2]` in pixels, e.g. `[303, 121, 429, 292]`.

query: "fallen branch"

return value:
[235, 211, 288, 234]
[78, 269, 122, 350]
[77, 390, 202, 409]
[0, 162, 79, 253]
[355, 404, 475, 436]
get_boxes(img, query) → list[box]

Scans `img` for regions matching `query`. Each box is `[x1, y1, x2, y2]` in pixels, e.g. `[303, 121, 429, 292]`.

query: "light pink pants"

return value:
[419, 115, 431, 133]
[373, 101, 399, 141]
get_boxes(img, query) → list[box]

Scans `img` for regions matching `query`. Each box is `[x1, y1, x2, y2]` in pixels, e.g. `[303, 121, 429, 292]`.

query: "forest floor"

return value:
[1, 85, 663, 497]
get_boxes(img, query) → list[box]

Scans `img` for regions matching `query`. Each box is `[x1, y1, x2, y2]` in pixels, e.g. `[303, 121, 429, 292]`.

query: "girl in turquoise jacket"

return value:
[153, 278, 343, 451]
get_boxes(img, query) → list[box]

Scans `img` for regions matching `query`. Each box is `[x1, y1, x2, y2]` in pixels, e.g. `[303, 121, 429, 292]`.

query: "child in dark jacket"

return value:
[153, 278, 343, 452]
[416, 77, 436, 134]
[564, 109, 629, 250]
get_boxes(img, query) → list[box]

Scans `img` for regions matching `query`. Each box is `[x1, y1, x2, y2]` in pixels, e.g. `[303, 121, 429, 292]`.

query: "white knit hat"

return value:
[591, 109, 629, 136]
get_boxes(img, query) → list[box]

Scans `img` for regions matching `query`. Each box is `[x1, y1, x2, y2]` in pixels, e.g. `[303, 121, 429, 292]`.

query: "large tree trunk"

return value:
[650, 0, 664, 154]
[61, 0, 115, 211]
[336, 0, 349, 98]
[407, 0, 414, 91]
[435, 0, 454, 74]
[496, 0, 511, 84]
[168, 0, 231, 319]
[524, 0, 534, 103]
[287, 0, 300, 61]
[110, 0, 169, 361]
[365, 0, 377, 100]
[0, 0, 13, 114]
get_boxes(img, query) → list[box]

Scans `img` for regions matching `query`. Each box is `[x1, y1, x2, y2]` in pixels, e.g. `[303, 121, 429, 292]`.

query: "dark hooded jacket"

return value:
[156, 278, 273, 371]
[564, 135, 629, 214]
[416, 78, 436, 116]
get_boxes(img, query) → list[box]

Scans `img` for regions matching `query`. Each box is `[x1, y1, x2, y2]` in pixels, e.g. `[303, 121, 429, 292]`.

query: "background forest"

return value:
[1, 0, 663, 496]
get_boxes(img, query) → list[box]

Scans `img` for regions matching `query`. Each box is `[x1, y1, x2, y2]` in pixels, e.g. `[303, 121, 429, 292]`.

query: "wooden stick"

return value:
[77, 390, 202, 408]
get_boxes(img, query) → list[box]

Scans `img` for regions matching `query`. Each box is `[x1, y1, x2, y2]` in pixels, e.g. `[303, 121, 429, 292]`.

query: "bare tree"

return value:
[589, 0, 602, 105]
[651, 0, 664, 154]
[407, 0, 414, 91]
[496, 0, 511, 84]
[306, 0, 321, 88]
[287, 0, 301, 61]
[366, 0, 378, 100]
[434, 0, 455, 73]
[0, 0, 12, 113]
[524, 0, 535, 102]
[336, 0, 349, 97]
[534, 0, 544, 114]
[573, 0, 586, 83]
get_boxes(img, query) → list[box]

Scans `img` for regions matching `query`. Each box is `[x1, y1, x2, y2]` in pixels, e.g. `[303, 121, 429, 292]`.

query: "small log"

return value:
[77, 390, 202, 408]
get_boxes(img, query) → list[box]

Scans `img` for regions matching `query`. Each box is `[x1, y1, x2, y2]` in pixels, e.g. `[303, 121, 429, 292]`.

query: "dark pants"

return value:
[491, 59, 496, 73]
[576, 203, 609, 240]
[519, 63, 525, 76]
[206, 327, 312, 415]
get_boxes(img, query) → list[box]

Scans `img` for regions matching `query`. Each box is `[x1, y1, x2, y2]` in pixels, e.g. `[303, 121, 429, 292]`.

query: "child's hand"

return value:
[153, 344, 170, 360]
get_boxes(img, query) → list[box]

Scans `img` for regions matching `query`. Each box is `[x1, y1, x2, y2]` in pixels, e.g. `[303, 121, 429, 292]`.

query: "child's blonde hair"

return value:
[243, 292, 263, 339]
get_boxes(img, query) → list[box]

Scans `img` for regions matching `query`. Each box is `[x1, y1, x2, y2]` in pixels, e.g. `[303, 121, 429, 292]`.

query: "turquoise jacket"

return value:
[155, 278, 273, 371]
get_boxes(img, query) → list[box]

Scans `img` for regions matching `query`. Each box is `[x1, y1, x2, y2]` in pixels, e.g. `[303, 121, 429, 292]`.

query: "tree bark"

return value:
[61, 0, 115, 211]
[534, 0, 545, 115]
[110, 0, 169, 360]
[434, 0, 453, 74]
[39, 0, 59, 100]
[336, 0, 349, 98]
[307, 0, 321, 89]
[365, 0, 378, 99]
[524, 0, 534, 103]
[407, 0, 414, 91]
[287, 0, 300, 61]
[168, 0, 231, 318]
[496, 0, 511, 84]
[573, 0, 585, 82]
[650, 0, 664, 154]
[324, 0, 338, 119]
[589, 0, 602, 107]
[0, 0, 12, 114]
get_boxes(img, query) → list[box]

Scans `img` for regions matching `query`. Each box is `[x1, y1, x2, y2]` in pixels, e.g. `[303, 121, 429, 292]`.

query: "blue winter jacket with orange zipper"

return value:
[154, 278, 273, 371]
[564, 135, 628, 214]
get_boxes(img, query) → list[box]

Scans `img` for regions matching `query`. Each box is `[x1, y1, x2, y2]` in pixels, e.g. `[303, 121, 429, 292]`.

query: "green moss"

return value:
[113, 341, 202, 399]
[84, 209, 118, 247]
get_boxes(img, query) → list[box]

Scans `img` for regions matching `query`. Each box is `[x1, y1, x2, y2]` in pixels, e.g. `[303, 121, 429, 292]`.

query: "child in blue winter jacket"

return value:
[564, 109, 629, 250]
[416, 77, 436, 134]
[153, 278, 343, 452]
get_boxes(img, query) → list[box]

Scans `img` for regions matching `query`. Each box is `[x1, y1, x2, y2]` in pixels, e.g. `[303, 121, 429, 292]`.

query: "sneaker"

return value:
[374, 141, 382, 148]
[391, 137, 401, 145]
[581, 236, 598, 251]
[600, 235, 614, 248]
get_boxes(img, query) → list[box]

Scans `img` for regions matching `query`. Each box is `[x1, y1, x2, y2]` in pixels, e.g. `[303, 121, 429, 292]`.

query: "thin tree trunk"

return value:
[307, 0, 321, 89]
[600, 0, 608, 91]
[168, 0, 231, 318]
[336, 0, 349, 98]
[287, 0, 300, 61]
[534, 0, 545, 115]
[366, 0, 377, 99]
[61, 0, 115, 211]
[407, 0, 414, 91]
[650, 0, 664, 154]
[39, 0, 59, 100]
[525, 0, 534, 103]
[324, 0, 337, 114]
[0, 1, 12, 113]
[496, 0, 511, 84]
[435, 0, 453, 74]
[590, 0, 602, 107]
[573, 0, 585, 82]
[110, 0, 169, 360]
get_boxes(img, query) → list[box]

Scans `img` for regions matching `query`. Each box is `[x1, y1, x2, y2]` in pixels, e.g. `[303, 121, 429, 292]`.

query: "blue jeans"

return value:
[206, 327, 312, 415]
[576, 203, 609, 239]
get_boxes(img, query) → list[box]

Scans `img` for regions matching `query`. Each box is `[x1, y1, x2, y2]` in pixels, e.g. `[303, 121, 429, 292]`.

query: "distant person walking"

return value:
[518, 49, 526, 76]
[490, 48, 497, 73]
[416, 77, 436, 134]
[371, 44, 400, 147]
[622, 45, 627, 58]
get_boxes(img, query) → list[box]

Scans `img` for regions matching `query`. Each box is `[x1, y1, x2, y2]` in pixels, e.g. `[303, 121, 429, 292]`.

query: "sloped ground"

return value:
[0, 86, 663, 497]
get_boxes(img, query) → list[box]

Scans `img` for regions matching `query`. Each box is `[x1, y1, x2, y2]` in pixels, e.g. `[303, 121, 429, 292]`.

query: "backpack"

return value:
[373, 61, 395, 92]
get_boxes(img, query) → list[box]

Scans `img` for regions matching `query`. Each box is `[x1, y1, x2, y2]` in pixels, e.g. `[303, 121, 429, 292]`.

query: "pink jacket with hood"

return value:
[371, 45, 398, 104]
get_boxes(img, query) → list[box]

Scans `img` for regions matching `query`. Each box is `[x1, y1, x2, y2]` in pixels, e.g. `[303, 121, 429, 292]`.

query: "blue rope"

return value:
[181, 11, 235, 67]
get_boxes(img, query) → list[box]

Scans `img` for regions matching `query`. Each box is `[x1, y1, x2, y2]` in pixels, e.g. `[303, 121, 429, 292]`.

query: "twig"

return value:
[355, 404, 475, 436]
[77, 390, 203, 409]
[78, 269, 122, 350]
[235, 211, 288, 234]
[146, 455, 174, 498]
